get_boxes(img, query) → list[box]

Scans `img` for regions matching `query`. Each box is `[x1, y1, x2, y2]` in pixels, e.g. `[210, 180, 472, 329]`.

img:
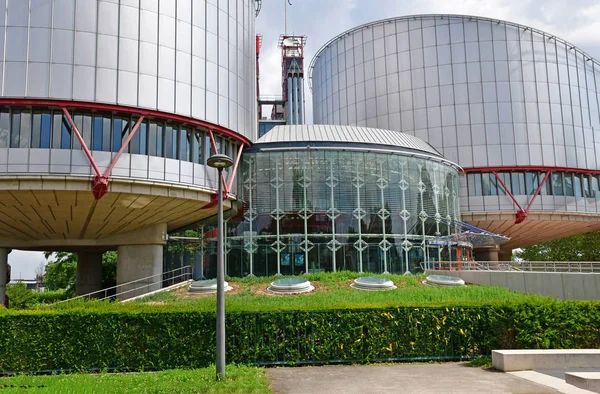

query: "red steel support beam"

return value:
[226, 144, 244, 194]
[61, 108, 102, 178]
[89, 116, 145, 199]
[207, 129, 228, 195]
[523, 170, 552, 213]
[491, 171, 524, 211]
[490, 170, 551, 224]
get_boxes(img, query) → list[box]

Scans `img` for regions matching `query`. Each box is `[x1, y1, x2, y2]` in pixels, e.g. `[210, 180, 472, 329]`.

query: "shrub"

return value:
[0, 299, 598, 373]
[5, 283, 35, 310]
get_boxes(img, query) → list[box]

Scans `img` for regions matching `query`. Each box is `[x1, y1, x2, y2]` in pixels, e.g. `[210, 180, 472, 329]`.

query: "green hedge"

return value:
[0, 300, 598, 373]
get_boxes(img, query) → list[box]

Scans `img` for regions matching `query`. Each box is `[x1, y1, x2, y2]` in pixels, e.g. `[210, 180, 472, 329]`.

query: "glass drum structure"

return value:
[177, 125, 465, 277]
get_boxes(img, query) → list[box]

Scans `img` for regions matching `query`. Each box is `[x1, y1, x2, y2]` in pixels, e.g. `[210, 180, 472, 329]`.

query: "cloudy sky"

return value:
[256, 0, 600, 123]
[10, 0, 600, 279]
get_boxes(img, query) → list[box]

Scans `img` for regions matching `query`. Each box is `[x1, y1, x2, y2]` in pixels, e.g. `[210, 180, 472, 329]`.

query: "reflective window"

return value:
[0, 105, 239, 166]
[0, 111, 9, 148]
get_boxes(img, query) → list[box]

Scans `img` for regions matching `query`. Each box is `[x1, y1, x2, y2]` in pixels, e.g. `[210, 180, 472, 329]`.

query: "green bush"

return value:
[0, 299, 598, 373]
[5, 283, 35, 310]
[31, 290, 69, 305]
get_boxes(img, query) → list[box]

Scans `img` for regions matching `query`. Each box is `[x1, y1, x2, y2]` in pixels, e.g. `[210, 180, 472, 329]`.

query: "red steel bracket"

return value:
[491, 170, 551, 224]
[208, 129, 229, 196]
[62, 108, 145, 199]
[226, 144, 244, 194]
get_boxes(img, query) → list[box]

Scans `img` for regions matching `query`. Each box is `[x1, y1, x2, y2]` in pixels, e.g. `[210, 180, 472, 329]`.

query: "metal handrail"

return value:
[426, 261, 599, 273]
[55, 265, 193, 304]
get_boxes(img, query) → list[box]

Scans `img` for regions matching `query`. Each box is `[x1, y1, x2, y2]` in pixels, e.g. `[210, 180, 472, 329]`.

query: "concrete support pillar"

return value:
[474, 245, 500, 262]
[0, 248, 8, 307]
[76, 252, 103, 296]
[498, 249, 513, 262]
[117, 244, 163, 300]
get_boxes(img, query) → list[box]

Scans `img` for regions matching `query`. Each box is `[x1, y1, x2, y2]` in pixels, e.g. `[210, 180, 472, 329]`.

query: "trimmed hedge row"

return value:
[0, 300, 598, 373]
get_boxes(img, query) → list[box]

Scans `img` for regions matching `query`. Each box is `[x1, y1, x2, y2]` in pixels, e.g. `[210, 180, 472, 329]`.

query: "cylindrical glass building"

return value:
[173, 125, 465, 277]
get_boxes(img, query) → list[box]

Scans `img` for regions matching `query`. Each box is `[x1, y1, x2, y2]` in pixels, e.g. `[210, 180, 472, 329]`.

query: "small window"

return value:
[564, 173, 574, 196]
[511, 172, 525, 195]
[10, 112, 20, 148]
[552, 172, 564, 196]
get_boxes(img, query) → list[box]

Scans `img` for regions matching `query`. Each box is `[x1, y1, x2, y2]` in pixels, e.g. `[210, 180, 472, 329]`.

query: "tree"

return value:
[43, 251, 118, 293]
[44, 252, 77, 291]
[6, 282, 35, 309]
[514, 231, 600, 261]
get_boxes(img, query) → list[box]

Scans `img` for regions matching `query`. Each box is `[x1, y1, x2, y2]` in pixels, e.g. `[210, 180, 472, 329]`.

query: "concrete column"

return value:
[117, 244, 163, 300]
[474, 245, 500, 262]
[498, 249, 513, 262]
[76, 252, 103, 296]
[0, 248, 8, 307]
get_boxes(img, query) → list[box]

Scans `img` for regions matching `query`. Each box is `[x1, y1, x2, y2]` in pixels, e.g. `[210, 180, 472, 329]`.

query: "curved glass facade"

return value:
[168, 146, 465, 278]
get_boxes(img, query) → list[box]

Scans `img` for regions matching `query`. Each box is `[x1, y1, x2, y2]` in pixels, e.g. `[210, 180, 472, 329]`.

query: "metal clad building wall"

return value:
[310, 15, 600, 172]
[0, 0, 256, 141]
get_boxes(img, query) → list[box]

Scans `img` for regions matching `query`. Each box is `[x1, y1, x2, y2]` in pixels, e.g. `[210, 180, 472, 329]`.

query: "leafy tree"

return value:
[6, 282, 35, 309]
[44, 252, 77, 291]
[514, 231, 600, 261]
[43, 251, 118, 293]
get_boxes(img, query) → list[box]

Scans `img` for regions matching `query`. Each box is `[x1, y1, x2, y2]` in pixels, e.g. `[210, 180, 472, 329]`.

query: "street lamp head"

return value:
[207, 153, 234, 169]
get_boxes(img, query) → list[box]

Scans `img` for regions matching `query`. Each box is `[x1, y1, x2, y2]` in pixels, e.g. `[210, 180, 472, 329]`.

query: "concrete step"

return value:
[493, 350, 600, 372]
[566, 372, 600, 393]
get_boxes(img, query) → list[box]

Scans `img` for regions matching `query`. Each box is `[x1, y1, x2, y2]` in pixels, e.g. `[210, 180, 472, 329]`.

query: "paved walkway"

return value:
[268, 362, 561, 394]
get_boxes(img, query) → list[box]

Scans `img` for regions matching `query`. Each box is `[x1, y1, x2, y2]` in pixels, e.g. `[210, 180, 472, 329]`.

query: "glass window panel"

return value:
[482, 173, 491, 195]
[181, 128, 190, 161]
[165, 125, 175, 159]
[10, 112, 20, 148]
[564, 173, 574, 196]
[130, 120, 142, 154]
[593, 176, 600, 199]
[574, 174, 582, 198]
[19, 110, 30, 148]
[467, 173, 482, 195]
[525, 172, 539, 195]
[32, 113, 41, 148]
[102, 117, 111, 152]
[40, 113, 51, 148]
[584, 175, 593, 198]
[511, 172, 524, 195]
[552, 172, 564, 196]
[61, 115, 72, 149]
[489, 173, 498, 195]
[0, 110, 9, 148]
[148, 121, 158, 156]
[112, 118, 123, 152]
[82, 114, 92, 150]
[157, 123, 164, 157]
[93, 115, 103, 151]
[138, 122, 147, 155]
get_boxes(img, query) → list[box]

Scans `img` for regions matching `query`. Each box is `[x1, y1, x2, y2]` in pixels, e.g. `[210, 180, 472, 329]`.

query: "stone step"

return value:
[492, 350, 600, 372]
[566, 372, 600, 393]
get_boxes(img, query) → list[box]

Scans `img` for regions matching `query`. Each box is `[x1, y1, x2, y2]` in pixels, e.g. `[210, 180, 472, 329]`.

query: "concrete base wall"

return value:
[428, 270, 600, 300]
[76, 252, 104, 296]
[0, 248, 7, 307]
[117, 244, 163, 300]
[492, 349, 600, 372]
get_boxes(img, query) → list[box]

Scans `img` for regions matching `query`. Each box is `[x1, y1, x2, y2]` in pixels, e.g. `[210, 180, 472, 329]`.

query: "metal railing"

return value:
[426, 261, 600, 273]
[55, 265, 193, 304]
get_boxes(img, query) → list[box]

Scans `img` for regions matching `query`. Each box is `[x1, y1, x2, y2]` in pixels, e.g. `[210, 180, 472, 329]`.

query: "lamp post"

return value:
[207, 153, 233, 380]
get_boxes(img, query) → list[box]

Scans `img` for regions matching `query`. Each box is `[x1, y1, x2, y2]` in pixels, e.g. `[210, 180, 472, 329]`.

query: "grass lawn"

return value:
[134, 271, 548, 311]
[34, 271, 549, 313]
[0, 366, 271, 394]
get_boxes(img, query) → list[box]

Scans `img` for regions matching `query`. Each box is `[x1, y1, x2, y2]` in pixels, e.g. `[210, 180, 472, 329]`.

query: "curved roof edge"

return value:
[308, 13, 600, 91]
[251, 125, 461, 169]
